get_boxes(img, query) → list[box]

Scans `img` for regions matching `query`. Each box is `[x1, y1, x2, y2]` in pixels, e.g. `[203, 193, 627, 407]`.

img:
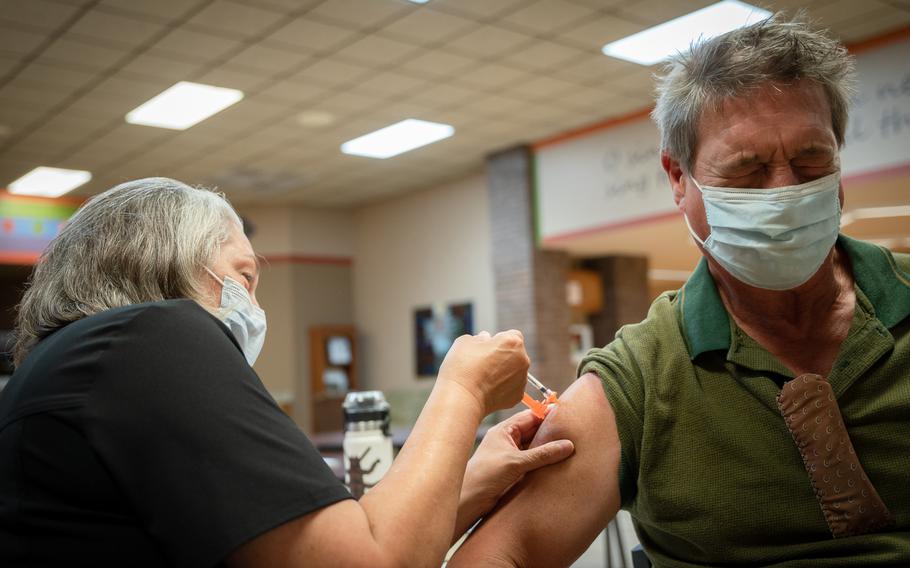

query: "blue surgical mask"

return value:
[684, 172, 841, 290]
[205, 267, 267, 365]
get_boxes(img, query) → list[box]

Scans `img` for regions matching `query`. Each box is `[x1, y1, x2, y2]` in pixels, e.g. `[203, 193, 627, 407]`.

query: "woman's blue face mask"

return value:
[205, 267, 267, 365]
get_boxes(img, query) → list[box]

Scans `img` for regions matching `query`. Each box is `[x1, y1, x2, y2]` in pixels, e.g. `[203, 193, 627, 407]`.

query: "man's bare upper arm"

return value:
[450, 373, 622, 567]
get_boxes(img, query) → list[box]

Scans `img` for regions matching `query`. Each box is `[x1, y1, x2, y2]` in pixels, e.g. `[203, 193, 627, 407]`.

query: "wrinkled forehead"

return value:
[692, 81, 836, 159]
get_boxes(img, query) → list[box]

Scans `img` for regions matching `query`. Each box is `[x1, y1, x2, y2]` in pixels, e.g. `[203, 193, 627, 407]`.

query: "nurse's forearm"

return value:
[358, 379, 485, 568]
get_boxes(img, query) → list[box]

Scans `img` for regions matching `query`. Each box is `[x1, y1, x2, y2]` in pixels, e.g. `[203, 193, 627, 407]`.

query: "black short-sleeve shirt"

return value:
[0, 299, 351, 567]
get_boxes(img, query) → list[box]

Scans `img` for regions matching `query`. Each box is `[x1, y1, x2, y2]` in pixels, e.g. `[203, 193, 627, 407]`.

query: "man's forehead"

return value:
[702, 80, 831, 126]
[693, 82, 836, 159]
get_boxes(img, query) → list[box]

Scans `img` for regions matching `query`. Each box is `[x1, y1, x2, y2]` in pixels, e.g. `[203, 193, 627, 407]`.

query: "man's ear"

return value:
[661, 151, 687, 212]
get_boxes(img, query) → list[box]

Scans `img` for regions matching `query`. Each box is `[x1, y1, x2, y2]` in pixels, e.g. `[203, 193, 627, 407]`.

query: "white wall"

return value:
[238, 205, 355, 430]
[353, 174, 496, 391]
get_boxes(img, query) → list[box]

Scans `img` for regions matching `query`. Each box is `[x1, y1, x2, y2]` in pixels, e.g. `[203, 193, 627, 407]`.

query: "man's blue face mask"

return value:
[683, 172, 842, 291]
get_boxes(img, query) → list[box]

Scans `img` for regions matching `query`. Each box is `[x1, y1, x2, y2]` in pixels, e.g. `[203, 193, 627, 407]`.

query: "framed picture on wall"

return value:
[415, 302, 474, 377]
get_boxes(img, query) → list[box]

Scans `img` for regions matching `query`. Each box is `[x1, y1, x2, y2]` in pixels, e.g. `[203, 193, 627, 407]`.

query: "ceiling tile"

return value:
[0, 157, 43, 186]
[836, 7, 910, 43]
[312, 90, 380, 115]
[97, 0, 209, 22]
[37, 37, 125, 72]
[379, 8, 477, 46]
[557, 13, 645, 51]
[0, 0, 80, 32]
[608, 65, 657, 98]
[14, 61, 97, 90]
[309, 0, 410, 30]
[401, 82, 485, 109]
[0, 79, 75, 111]
[616, 0, 717, 26]
[445, 25, 535, 58]
[502, 75, 582, 102]
[265, 17, 360, 52]
[564, 0, 630, 8]
[69, 74, 167, 120]
[67, 9, 165, 48]
[225, 43, 313, 76]
[117, 142, 203, 172]
[60, 125, 163, 170]
[396, 48, 478, 78]
[242, 0, 323, 13]
[256, 78, 329, 105]
[27, 113, 101, 143]
[550, 52, 642, 86]
[810, 0, 897, 29]
[0, 26, 48, 56]
[333, 34, 422, 66]
[350, 71, 429, 98]
[151, 28, 244, 63]
[430, 0, 529, 20]
[197, 96, 289, 134]
[0, 52, 19, 76]
[119, 52, 205, 82]
[17, 124, 102, 157]
[291, 58, 374, 88]
[197, 65, 274, 91]
[760, 0, 839, 10]
[452, 62, 532, 90]
[187, 0, 287, 38]
[556, 85, 616, 111]
[500, 40, 588, 72]
[0, 99, 45, 133]
[456, 92, 529, 118]
[501, 0, 596, 34]
[599, 93, 653, 119]
[359, 100, 445, 126]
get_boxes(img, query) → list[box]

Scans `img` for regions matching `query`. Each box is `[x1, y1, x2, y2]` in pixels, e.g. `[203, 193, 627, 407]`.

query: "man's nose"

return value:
[765, 166, 801, 188]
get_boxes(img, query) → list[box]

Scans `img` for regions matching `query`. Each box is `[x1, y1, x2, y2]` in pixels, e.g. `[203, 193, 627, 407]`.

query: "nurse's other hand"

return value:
[438, 330, 530, 415]
[462, 410, 574, 521]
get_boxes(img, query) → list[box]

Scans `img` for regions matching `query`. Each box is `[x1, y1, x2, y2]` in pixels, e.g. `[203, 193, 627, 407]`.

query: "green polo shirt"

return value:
[580, 235, 910, 567]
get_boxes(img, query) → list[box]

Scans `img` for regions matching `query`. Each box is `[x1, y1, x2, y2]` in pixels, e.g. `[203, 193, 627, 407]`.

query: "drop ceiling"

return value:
[1, 0, 909, 207]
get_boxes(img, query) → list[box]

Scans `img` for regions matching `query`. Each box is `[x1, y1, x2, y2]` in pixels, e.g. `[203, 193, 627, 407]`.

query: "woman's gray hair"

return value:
[652, 12, 855, 170]
[13, 177, 242, 365]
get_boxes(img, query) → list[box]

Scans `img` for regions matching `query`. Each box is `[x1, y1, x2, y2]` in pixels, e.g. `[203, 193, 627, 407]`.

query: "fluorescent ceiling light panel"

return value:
[341, 119, 454, 159]
[8, 167, 91, 197]
[601, 0, 772, 66]
[407, 0, 431, 3]
[126, 81, 244, 130]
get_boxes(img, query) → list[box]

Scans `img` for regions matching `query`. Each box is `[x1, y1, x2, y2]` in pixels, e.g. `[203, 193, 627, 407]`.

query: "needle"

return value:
[522, 373, 559, 419]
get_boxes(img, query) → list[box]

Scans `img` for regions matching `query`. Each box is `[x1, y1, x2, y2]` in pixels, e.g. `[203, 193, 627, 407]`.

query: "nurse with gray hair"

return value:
[0, 177, 574, 567]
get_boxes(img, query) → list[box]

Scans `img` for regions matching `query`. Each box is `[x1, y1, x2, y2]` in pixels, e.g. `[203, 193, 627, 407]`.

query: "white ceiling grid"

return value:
[0, 0, 908, 206]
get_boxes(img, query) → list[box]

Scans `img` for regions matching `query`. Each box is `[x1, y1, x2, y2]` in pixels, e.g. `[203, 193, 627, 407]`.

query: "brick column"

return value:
[487, 146, 574, 393]
[582, 255, 650, 348]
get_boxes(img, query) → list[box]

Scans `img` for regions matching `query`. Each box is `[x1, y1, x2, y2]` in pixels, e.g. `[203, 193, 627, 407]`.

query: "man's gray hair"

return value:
[13, 177, 242, 365]
[652, 13, 856, 170]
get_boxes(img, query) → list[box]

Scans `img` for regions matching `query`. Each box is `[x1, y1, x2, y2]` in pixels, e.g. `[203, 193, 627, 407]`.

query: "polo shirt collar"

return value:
[678, 234, 910, 361]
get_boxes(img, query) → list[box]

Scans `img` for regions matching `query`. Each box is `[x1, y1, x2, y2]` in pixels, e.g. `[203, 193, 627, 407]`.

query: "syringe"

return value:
[522, 373, 559, 419]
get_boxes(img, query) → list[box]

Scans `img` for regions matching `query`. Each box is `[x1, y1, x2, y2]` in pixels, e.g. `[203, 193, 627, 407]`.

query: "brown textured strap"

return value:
[777, 373, 894, 538]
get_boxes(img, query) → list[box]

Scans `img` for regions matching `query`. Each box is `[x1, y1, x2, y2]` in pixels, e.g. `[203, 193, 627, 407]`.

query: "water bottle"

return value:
[342, 391, 393, 499]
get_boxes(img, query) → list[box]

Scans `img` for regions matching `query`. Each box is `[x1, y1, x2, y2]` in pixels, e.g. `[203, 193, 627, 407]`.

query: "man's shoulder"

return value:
[893, 249, 910, 274]
[614, 289, 685, 348]
[580, 289, 688, 381]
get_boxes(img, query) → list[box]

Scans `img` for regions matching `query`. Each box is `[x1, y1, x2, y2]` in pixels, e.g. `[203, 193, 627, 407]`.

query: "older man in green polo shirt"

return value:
[450, 14, 910, 568]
